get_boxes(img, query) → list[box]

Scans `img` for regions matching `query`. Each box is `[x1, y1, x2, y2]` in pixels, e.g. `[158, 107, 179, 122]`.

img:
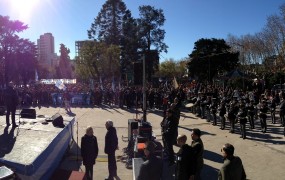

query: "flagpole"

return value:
[142, 54, 147, 122]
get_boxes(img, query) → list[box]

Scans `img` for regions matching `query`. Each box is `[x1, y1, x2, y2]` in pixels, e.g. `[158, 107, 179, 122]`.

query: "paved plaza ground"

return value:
[34, 105, 285, 180]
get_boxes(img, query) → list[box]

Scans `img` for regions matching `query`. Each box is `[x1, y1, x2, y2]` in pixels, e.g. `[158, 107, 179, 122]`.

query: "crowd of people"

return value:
[187, 82, 285, 138]
[2, 78, 284, 179]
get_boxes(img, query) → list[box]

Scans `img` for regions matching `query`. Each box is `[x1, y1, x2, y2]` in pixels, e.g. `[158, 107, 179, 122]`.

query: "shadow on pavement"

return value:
[201, 164, 219, 180]
[204, 150, 223, 163]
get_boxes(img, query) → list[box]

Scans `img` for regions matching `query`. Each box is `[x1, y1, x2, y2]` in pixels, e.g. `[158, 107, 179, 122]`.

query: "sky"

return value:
[0, 0, 284, 61]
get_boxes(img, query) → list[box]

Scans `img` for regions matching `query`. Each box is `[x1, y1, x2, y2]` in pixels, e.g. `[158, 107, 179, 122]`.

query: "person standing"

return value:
[279, 92, 285, 127]
[176, 134, 195, 180]
[4, 81, 18, 127]
[137, 141, 163, 180]
[191, 128, 204, 180]
[161, 109, 178, 166]
[105, 119, 119, 180]
[237, 102, 247, 139]
[63, 90, 72, 112]
[218, 100, 227, 130]
[218, 143, 246, 180]
[81, 126, 99, 180]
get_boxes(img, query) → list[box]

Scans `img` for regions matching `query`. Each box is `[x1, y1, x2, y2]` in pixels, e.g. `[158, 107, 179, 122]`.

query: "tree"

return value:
[58, 44, 72, 78]
[188, 38, 239, 83]
[88, 0, 127, 46]
[120, 9, 140, 79]
[226, 2, 285, 79]
[75, 41, 120, 81]
[0, 15, 28, 85]
[158, 58, 187, 78]
[137, 5, 168, 53]
[16, 38, 37, 85]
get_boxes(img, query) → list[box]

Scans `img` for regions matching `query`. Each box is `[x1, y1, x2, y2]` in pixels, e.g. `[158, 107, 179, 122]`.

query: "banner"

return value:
[40, 79, 76, 84]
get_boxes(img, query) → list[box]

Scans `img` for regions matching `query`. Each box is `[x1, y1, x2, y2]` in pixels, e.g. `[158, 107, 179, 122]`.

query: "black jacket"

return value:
[4, 86, 18, 108]
[176, 144, 195, 180]
[81, 134, 99, 166]
[163, 114, 178, 145]
[105, 126, 118, 154]
[137, 154, 163, 180]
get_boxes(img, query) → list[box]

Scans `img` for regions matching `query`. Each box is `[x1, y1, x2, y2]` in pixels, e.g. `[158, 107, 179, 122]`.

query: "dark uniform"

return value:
[270, 96, 277, 124]
[228, 100, 239, 133]
[237, 103, 247, 139]
[218, 100, 227, 130]
[279, 97, 285, 127]
[246, 100, 255, 129]
[210, 98, 218, 125]
[258, 100, 269, 133]
[161, 109, 178, 165]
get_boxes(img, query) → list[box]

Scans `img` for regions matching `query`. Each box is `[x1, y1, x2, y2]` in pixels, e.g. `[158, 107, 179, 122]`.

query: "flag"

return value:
[90, 79, 94, 90]
[99, 76, 104, 90]
[112, 77, 115, 92]
[55, 80, 66, 90]
[35, 69, 39, 82]
[173, 77, 179, 89]
[164, 80, 168, 88]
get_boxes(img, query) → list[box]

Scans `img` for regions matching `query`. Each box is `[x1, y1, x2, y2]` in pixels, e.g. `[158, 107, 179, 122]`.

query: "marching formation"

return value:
[188, 87, 285, 138]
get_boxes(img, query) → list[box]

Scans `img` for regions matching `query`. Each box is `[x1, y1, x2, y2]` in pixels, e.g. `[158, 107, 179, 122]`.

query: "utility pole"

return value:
[142, 54, 147, 122]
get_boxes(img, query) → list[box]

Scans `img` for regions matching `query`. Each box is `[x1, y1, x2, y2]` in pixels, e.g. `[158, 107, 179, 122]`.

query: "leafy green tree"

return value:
[0, 15, 28, 85]
[75, 41, 120, 81]
[137, 5, 168, 53]
[120, 9, 140, 79]
[158, 58, 187, 78]
[88, 0, 127, 46]
[16, 38, 37, 85]
[188, 38, 239, 83]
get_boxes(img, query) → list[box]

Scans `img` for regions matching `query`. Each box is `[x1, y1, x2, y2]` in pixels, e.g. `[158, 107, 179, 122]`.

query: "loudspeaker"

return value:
[138, 121, 152, 139]
[20, 108, 36, 119]
[128, 119, 139, 141]
[134, 62, 143, 85]
[52, 113, 64, 128]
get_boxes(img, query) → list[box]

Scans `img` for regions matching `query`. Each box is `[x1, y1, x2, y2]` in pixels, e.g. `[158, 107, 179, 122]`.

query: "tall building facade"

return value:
[37, 33, 58, 68]
[75, 40, 93, 57]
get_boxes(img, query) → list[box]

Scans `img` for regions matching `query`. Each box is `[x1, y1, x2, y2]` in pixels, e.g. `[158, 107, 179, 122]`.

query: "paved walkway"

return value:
[34, 105, 285, 180]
